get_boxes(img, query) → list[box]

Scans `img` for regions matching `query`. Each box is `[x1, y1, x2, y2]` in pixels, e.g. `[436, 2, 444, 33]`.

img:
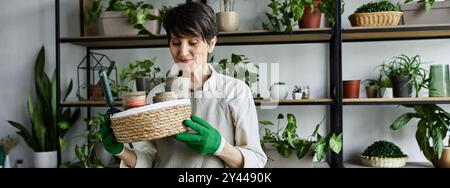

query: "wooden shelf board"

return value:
[343, 24, 450, 41]
[344, 161, 433, 168]
[343, 97, 450, 105]
[59, 29, 332, 48]
[255, 99, 334, 106]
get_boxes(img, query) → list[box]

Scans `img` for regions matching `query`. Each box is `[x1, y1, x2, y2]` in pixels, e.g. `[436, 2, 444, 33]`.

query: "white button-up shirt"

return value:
[120, 65, 267, 168]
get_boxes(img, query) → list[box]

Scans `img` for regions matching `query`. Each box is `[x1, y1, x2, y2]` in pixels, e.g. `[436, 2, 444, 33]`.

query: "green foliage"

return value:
[260, 113, 342, 161]
[364, 74, 391, 88]
[379, 54, 429, 97]
[390, 104, 450, 162]
[318, 0, 345, 27]
[262, 0, 313, 32]
[210, 54, 260, 89]
[355, 0, 400, 13]
[362, 140, 407, 158]
[116, 57, 164, 95]
[404, 0, 436, 11]
[61, 114, 106, 168]
[84, 0, 164, 36]
[7, 46, 80, 152]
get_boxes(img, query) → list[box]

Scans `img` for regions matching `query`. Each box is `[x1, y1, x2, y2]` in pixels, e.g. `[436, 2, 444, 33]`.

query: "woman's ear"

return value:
[208, 36, 217, 53]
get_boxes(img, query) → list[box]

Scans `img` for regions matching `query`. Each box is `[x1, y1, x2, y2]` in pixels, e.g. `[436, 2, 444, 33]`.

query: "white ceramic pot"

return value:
[270, 84, 289, 99]
[216, 11, 240, 32]
[33, 151, 57, 168]
[293, 92, 303, 100]
[380, 87, 394, 98]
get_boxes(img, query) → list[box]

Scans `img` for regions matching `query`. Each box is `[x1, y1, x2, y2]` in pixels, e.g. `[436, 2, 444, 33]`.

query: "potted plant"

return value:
[292, 85, 303, 99]
[401, 0, 450, 25]
[260, 113, 342, 167]
[270, 82, 289, 99]
[0, 136, 18, 168]
[216, 0, 240, 32]
[7, 47, 80, 168]
[390, 104, 450, 168]
[318, 0, 345, 27]
[380, 54, 429, 98]
[343, 80, 361, 98]
[60, 114, 109, 168]
[363, 78, 380, 98]
[349, 1, 403, 27]
[360, 140, 408, 168]
[85, 0, 161, 36]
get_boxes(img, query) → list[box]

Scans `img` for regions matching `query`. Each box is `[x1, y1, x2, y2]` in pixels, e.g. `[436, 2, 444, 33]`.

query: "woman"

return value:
[101, 2, 267, 168]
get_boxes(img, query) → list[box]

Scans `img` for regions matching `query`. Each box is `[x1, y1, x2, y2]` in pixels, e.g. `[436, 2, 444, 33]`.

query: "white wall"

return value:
[1, 0, 449, 167]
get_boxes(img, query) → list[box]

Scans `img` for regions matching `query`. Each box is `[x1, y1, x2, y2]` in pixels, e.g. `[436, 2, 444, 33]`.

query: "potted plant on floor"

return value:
[360, 140, 408, 168]
[349, 0, 403, 27]
[60, 114, 109, 168]
[216, 0, 240, 32]
[380, 54, 429, 98]
[390, 104, 450, 168]
[7, 46, 80, 168]
[401, 0, 450, 25]
[260, 113, 342, 167]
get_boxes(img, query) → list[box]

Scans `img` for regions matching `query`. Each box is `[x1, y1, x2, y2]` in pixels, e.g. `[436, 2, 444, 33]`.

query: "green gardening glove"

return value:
[175, 115, 224, 156]
[100, 112, 124, 156]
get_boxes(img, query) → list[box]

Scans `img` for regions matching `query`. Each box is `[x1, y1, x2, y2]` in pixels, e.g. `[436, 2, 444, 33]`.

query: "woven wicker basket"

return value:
[111, 99, 191, 143]
[360, 155, 408, 168]
[349, 11, 403, 27]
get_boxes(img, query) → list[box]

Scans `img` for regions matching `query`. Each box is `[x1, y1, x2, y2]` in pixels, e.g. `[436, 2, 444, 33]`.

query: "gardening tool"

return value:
[99, 70, 134, 149]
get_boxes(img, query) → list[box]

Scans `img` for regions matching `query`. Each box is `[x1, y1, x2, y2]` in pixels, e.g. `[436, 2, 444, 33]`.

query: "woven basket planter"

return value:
[349, 11, 403, 27]
[111, 99, 191, 143]
[360, 155, 408, 168]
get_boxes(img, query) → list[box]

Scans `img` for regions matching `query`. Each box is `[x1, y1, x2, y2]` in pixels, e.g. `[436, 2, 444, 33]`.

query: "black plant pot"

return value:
[136, 77, 149, 91]
[392, 75, 413, 98]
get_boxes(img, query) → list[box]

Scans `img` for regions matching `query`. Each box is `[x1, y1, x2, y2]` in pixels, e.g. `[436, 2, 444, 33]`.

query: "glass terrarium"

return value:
[77, 52, 118, 101]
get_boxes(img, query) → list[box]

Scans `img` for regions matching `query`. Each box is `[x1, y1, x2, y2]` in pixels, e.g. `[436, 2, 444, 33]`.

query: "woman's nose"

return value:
[179, 43, 191, 57]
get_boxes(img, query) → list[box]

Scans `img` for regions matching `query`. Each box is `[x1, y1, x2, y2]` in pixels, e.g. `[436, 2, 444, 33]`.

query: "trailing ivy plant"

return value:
[390, 104, 450, 162]
[318, 0, 345, 27]
[355, 0, 400, 13]
[259, 113, 343, 161]
[361, 140, 407, 158]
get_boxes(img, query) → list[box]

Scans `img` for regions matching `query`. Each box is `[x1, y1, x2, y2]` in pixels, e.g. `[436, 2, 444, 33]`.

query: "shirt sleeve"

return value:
[120, 141, 157, 168]
[229, 84, 267, 168]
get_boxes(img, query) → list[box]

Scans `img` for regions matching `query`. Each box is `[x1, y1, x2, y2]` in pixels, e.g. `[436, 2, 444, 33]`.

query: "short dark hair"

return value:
[163, 2, 218, 45]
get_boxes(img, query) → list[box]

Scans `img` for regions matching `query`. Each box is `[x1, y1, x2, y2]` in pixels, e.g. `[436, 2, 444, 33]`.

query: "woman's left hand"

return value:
[175, 115, 223, 155]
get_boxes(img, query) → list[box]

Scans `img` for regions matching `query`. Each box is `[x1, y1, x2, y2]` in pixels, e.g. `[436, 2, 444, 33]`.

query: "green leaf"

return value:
[59, 137, 67, 151]
[314, 134, 329, 162]
[7, 120, 39, 151]
[416, 119, 434, 161]
[259, 120, 274, 126]
[274, 142, 291, 158]
[294, 139, 312, 159]
[58, 121, 70, 130]
[390, 113, 418, 130]
[32, 105, 46, 151]
[431, 128, 444, 159]
[63, 79, 73, 101]
[329, 133, 343, 154]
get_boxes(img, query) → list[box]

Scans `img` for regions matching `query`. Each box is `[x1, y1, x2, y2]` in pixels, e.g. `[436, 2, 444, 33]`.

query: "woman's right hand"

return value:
[100, 113, 124, 156]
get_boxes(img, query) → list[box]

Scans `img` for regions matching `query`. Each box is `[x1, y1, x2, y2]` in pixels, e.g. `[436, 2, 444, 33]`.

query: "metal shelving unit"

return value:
[55, 0, 450, 168]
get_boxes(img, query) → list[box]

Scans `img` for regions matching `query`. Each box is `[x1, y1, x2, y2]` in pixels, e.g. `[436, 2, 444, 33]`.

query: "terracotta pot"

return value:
[89, 84, 104, 100]
[432, 147, 450, 168]
[343, 80, 361, 98]
[299, 0, 322, 28]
